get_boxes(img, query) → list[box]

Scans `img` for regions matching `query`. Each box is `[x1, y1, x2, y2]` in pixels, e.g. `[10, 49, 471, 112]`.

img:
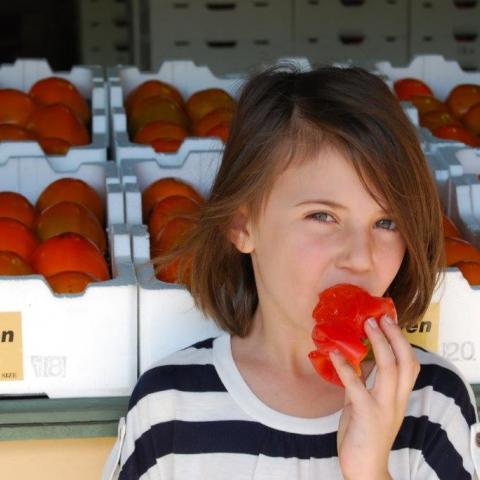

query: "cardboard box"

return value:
[0, 157, 136, 398]
[121, 155, 224, 373]
[132, 0, 292, 73]
[0, 59, 109, 170]
[108, 59, 245, 165]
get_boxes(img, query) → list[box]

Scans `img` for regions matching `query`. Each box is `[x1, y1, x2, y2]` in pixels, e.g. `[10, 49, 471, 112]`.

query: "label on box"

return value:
[0, 312, 23, 381]
[402, 303, 440, 352]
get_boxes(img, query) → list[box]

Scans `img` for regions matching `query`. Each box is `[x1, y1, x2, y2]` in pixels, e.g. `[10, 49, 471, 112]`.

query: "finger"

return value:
[329, 350, 370, 408]
[379, 314, 420, 405]
[364, 317, 398, 403]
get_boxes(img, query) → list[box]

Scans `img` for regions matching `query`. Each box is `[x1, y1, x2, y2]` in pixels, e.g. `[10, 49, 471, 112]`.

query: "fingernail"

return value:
[382, 315, 394, 325]
[366, 317, 378, 329]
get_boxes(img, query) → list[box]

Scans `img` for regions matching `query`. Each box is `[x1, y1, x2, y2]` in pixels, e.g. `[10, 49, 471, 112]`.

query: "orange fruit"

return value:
[443, 215, 461, 238]
[47, 271, 97, 294]
[29, 77, 90, 124]
[149, 195, 200, 240]
[133, 121, 188, 144]
[0, 192, 36, 228]
[151, 217, 195, 285]
[409, 95, 446, 116]
[38, 137, 71, 155]
[35, 201, 106, 253]
[150, 138, 183, 153]
[420, 110, 461, 131]
[31, 232, 110, 281]
[462, 102, 480, 136]
[0, 251, 33, 276]
[446, 84, 480, 119]
[0, 89, 36, 126]
[206, 121, 230, 143]
[454, 261, 480, 285]
[433, 125, 480, 147]
[142, 177, 204, 222]
[193, 107, 233, 136]
[186, 89, 235, 123]
[393, 79, 433, 102]
[0, 125, 34, 141]
[27, 104, 90, 146]
[0, 217, 39, 261]
[129, 96, 189, 138]
[445, 237, 480, 266]
[36, 178, 105, 225]
[125, 80, 184, 115]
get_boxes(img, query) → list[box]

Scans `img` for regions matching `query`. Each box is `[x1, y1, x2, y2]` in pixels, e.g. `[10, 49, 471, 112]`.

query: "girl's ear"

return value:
[228, 206, 254, 254]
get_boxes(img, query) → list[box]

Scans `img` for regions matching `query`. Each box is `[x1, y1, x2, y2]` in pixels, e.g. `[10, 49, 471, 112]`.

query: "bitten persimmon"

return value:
[36, 178, 105, 225]
[0, 251, 33, 276]
[445, 237, 480, 266]
[149, 195, 200, 240]
[0, 217, 39, 261]
[133, 121, 188, 144]
[35, 201, 106, 253]
[454, 261, 480, 285]
[29, 77, 90, 124]
[47, 271, 97, 294]
[125, 80, 184, 115]
[432, 125, 480, 147]
[193, 108, 234, 136]
[0, 192, 36, 228]
[142, 177, 204, 222]
[446, 84, 480, 118]
[38, 138, 71, 155]
[31, 232, 110, 281]
[186, 89, 235, 123]
[443, 215, 461, 238]
[393, 78, 433, 101]
[26, 104, 90, 146]
[0, 125, 34, 141]
[0, 89, 36, 126]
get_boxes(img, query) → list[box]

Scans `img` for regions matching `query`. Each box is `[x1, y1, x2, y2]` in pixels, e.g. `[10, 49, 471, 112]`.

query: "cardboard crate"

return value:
[121, 154, 224, 373]
[293, 0, 407, 66]
[0, 157, 136, 399]
[410, 0, 480, 70]
[375, 55, 480, 150]
[108, 59, 245, 165]
[0, 59, 109, 170]
[132, 0, 292, 73]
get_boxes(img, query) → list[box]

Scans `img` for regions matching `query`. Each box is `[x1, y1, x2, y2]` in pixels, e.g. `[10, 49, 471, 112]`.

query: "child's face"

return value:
[237, 145, 406, 333]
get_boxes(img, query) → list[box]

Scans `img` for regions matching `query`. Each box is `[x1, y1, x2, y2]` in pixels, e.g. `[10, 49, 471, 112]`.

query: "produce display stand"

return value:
[0, 59, 109, 170]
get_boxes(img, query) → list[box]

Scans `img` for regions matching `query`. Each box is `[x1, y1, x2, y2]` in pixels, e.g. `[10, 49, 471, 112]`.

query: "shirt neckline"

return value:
[212, 333, 377, 435]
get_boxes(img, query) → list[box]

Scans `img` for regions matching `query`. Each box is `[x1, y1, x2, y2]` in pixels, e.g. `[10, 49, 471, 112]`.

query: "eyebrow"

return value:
[296, 199, 391, 215]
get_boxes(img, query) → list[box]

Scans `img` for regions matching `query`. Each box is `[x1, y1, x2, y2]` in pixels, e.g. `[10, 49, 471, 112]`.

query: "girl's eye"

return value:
[376, 218, 397, 231]
[308, 212, 336, 223]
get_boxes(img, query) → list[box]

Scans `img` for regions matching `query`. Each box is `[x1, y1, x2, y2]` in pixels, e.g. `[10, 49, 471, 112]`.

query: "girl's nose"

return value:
[335, 227, 374, 274]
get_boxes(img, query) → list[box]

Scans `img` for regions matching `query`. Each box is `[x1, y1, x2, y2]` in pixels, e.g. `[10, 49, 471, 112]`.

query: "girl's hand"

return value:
[329, 315, 420, 480]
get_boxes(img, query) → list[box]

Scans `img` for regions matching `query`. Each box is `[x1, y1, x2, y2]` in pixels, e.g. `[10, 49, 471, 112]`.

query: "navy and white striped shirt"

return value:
[118, 334, 478, 479]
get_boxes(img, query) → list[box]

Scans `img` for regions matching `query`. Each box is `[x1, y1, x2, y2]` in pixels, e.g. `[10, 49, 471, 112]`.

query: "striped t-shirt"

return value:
[118, 334, 479, 479]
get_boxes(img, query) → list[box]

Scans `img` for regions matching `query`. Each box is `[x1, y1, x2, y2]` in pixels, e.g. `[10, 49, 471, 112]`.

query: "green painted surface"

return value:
[0, 397, 129, 441]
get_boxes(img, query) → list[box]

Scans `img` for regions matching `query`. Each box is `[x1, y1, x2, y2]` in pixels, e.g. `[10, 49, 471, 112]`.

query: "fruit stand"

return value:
[2, 1, 480, 476]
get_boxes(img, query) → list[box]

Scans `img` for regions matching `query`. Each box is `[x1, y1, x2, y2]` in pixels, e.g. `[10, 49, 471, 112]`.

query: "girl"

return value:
[115, 64, 478, 479]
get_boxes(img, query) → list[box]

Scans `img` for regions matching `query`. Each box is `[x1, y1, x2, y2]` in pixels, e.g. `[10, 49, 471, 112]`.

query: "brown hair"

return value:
[156, 63, 444, 337]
